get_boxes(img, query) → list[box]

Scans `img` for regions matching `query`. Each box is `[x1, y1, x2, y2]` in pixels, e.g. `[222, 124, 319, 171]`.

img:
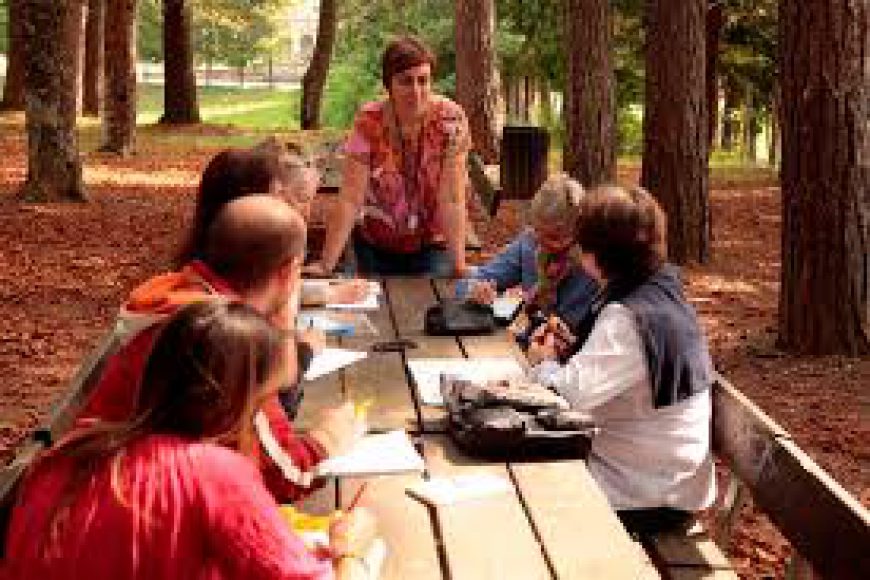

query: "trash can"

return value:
[500, 126, 549, 200]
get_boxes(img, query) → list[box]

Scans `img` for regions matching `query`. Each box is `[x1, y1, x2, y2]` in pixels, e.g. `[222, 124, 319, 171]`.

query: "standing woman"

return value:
[309, 36, 472, 277]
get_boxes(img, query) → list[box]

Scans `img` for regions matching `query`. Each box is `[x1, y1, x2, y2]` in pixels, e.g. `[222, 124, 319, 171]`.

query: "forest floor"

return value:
[1, 118, 867, 579]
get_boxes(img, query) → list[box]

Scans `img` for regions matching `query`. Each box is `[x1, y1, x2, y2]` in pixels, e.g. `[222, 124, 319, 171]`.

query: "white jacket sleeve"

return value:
[531, 303, 648, 411]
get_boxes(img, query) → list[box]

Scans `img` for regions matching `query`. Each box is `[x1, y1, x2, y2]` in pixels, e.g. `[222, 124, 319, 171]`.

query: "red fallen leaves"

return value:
[0, 127, 867, 580]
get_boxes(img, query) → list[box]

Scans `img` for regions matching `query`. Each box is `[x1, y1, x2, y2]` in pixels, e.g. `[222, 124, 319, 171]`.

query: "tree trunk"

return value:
[768, 85, 780, 167]
[564, 0, 616, 186]
[641, 0, 709, 264]
[1, 0, 26, 111]
[301, 0, 336, 130]
[83, 0, 105, 116]
[101, 0, 137, 154]
[160, 0, 199, 124]
[742, 83, 756, 163]
[454, 0, 500, 162]
[72, 2, 87, 116]
[721, 79, 739, 150]
[778, 0, 870, 355]
[20, 0, 86, 202]
[705, 1, 725, 151]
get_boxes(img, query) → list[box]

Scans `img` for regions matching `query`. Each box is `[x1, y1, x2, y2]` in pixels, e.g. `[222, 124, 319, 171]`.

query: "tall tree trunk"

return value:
[83, 0, 105, 117]
[564, 0, 616, 186]
[301, 0, 336, 130]
[160, 0, 199, 124]
[72, 2, 87, 116]
[641, 0, 709, 264]
[778, 0, 869, 356]
[1, 0, 25, 110]
[768, 85, 780, 167]
[721, 79, 739, 150]
[101, 0, 137, 154]
[455, 0, 500, 162]
[705, 1, 725, 151]
[20, 0, 85, 202]
[742, 83, 756, 162]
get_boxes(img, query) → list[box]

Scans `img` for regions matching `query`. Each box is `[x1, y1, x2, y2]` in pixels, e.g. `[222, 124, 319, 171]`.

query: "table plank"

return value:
[406, 336, 464, 433]
[510, 461, 658, 579]
[342, 340, 419, 433]
[423, 436, 551, 580]
[385, 277, 439, 337]
[339, 475, 443, 580]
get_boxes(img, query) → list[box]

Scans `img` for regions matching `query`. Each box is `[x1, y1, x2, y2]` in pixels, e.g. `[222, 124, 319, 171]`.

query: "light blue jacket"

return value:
[455, 229, 598, 329]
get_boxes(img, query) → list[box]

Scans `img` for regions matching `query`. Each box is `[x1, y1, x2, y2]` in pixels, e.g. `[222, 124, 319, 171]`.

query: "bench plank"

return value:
[510, 461, 657, 579]
[339, 475, 443, 580]
[712, 377, 870, 579]
[423, 436, 551, 580]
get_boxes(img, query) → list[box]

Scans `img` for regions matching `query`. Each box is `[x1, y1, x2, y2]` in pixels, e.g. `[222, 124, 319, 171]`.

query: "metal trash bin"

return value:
[500, 126, 549, 200]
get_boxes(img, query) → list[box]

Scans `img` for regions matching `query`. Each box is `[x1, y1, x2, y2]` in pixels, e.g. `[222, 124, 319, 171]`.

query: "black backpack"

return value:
[440, 376, 597, 459]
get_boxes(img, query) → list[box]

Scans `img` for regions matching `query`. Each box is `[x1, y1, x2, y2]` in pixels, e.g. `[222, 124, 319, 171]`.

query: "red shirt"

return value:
[4, 436, 334, 580]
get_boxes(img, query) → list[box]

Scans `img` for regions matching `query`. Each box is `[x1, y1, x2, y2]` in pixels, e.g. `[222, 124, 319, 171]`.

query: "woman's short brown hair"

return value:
[382, 35, 436, 87]
[575, 185, 668, 281]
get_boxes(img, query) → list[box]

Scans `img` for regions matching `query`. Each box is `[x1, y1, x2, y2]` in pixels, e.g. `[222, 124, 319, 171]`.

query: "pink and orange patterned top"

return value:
[343, 97, 471, 254]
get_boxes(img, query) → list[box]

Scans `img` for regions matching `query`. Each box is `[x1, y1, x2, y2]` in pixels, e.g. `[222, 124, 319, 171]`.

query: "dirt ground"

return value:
[1, 124, 867, 578]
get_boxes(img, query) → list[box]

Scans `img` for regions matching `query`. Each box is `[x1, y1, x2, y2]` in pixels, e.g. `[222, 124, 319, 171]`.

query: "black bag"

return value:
[424, 301, 496, 336]
[441, 377, 597, 459]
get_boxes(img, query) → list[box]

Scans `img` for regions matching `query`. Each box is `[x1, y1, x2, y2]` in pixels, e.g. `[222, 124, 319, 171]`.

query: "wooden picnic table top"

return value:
[296, 277, 658, 580]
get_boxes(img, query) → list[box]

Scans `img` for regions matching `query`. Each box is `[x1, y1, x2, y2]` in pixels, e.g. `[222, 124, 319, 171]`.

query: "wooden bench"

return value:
[642, 375, 870, 579]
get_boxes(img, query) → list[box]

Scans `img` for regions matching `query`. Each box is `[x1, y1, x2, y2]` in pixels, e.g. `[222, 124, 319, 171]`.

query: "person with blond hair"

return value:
[528, 185, 716, 535]
[456, 173, 598, 350]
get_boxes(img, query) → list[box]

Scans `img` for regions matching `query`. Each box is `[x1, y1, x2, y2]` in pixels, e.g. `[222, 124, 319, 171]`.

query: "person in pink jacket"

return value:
[5, 301, 376, 580]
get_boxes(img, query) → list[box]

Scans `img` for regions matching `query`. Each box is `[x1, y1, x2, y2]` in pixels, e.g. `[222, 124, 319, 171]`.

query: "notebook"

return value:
[406, 357, 528, 406]
[316, 429, 425, 478]
[406, 474, 513, 507]
[304, 347, 368, 381]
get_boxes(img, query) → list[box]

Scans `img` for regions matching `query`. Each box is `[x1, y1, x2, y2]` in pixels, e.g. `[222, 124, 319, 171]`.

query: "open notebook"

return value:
[304, 347, 367, 381]
[316, 430, 425, 478]
[302, 279, 382, 310]
[406, 357, 528, 406]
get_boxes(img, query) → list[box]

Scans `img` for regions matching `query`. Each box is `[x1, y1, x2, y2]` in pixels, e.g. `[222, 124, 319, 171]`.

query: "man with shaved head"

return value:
[76, 195, 358, 502]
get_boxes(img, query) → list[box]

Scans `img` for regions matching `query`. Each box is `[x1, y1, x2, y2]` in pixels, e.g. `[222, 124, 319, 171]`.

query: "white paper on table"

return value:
[405, 357, 527, 406]
[492, 294, 523, 320]
[406, 474, 513, 507]
[326, 281, 382, 310]
[315, 429, 425, 477]
[304, 347, 368, 381]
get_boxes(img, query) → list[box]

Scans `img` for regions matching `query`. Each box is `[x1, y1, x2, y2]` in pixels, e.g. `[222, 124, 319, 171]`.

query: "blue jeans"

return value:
[350, 232, 454, 277]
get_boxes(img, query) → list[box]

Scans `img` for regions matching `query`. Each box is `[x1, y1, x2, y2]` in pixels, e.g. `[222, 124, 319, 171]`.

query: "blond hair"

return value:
[529, 173, 585, 227]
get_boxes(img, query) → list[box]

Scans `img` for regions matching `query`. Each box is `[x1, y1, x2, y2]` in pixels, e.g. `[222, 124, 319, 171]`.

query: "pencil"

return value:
[348, 481, 369, 511]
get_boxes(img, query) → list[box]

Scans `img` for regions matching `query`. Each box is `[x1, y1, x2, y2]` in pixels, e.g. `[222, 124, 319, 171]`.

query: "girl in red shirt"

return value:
[5, 301, 375, 579]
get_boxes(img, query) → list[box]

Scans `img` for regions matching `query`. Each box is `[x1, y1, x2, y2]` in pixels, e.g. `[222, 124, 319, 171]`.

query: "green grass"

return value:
[136, 84, 302, 131]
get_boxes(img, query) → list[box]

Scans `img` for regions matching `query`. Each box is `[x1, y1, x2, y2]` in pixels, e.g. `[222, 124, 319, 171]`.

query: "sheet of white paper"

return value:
[492, 295, 522, 320]
[316, 429, 425, 477]
[406, 474, 512, 507]
[304, 347, 368, 381]
[298, 312, 356, 335]
[326, 281, 382, 310]
[406, 357, 527, 406]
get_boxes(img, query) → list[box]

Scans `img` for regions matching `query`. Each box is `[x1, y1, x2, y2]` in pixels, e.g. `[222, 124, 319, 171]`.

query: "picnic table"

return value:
[295, 277, 658, 580]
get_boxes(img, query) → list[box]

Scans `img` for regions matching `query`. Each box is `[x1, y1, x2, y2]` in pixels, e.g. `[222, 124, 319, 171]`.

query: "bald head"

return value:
[202, 195, 307, 291]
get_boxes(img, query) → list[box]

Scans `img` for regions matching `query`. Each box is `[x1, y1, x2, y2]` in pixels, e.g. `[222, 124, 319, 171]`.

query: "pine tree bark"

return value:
[564, 0, 616, 186]
[705, 2, 725, 151]
[83, 0, 105, 116]
[300, 0, 336, 130]
[641, 0, 709, 264]
[778, 0, 870, 355]
[160, 0, 199, 124]
[20, 0, 86, 202]
[455, 0, 500, 163]
[72, 2, 87, 116]
[101, 0, 137, 154]
[1, 0, 25, 110]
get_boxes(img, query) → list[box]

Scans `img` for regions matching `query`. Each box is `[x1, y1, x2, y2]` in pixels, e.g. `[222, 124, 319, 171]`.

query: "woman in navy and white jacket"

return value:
[528, 184, 716, 535]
